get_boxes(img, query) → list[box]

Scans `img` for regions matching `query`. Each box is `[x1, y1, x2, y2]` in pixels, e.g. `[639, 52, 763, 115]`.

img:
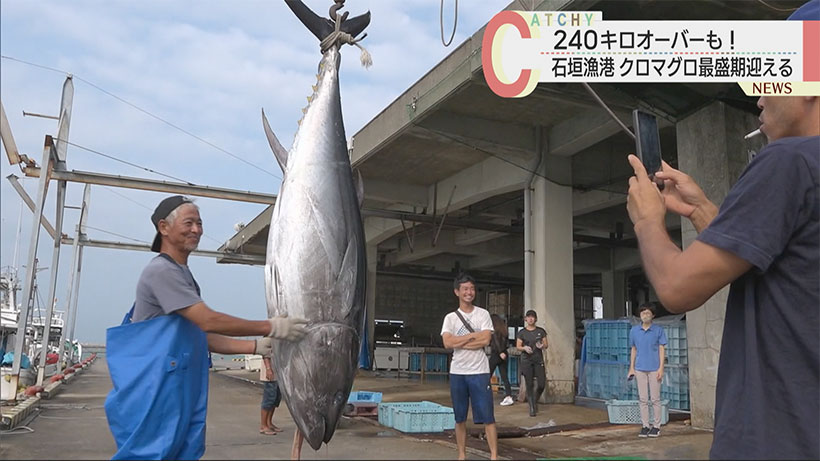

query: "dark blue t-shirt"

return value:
[698, 136, 819, 460]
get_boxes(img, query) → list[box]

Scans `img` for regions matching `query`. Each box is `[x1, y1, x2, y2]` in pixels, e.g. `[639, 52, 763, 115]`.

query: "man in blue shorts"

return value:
[626, 2, 819, 458]
[259, 352, 282, 435]
[441, 273, 498, 460]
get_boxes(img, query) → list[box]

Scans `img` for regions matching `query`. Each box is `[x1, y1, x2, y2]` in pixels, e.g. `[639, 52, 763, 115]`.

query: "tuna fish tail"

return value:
[285, 0, 370, 44]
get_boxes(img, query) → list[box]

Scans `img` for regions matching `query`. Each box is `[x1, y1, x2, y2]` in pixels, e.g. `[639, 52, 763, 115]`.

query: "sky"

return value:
[0, 0, 516, 344]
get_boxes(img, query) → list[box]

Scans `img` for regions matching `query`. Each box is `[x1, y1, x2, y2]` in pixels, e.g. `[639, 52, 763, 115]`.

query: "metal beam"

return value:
[7, 174, 57, 239]
[57, 184, 90, 366]
[415, 111, 536, 158]
[549, 108, 632, 157]
[36, 77, 73, 385]
[63, 237, 265, 265]
[36, 178, 67, 386]
[362, 207, 522, 234]
[53, 76, 74, 163]
[1, 99, 22, 165]
[49, 169, 277, 205]
[11, 136, 55, 379]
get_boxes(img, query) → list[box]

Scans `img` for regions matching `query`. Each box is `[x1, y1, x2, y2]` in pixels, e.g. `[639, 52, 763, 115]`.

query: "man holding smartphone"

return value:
[625, 2, 819, 458]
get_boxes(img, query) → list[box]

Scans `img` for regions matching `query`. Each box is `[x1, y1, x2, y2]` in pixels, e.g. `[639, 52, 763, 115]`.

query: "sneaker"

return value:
[648, 427, 660, 438]
[638, 426, 650, 438]
[500, 396, 514, 406]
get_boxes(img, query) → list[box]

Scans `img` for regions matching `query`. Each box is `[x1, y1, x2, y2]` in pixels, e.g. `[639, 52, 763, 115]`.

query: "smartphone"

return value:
[632, 109, 664, 190]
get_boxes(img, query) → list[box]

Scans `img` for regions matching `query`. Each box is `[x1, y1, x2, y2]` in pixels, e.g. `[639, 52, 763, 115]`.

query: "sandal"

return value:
[259, 428, 277, 435]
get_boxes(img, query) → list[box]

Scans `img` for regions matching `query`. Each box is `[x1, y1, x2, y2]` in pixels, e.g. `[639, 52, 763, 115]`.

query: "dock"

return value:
[1, 360, 713, 460]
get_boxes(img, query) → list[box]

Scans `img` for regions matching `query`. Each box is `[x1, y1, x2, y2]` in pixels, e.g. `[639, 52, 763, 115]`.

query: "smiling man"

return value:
[625, 3, 819, 457]
[441, 273, 498, 460]
[105, 195, 308, 460]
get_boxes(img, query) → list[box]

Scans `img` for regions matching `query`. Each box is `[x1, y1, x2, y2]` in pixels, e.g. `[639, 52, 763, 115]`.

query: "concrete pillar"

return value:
[365, 243, 377, 367]
[531, 155, 575, 403]
[601, 267, 625, 319]
[676, 101, 759, 429]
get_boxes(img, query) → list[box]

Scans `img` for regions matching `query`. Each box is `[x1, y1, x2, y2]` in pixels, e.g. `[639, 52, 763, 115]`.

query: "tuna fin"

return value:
[285, 0, 370, 42]
[353, 168, 364, 208]
[262, 108, 288, 174]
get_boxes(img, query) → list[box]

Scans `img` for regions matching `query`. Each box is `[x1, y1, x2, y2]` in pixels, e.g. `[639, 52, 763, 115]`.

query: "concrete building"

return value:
[219, 0, 799, 429]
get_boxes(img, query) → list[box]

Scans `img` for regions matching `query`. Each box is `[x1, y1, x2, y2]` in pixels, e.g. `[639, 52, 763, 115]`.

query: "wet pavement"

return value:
[0, 360, 712, 460]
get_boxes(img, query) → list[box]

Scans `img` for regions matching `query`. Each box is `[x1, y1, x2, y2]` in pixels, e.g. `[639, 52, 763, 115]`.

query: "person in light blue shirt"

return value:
[628, 302, 668, 438]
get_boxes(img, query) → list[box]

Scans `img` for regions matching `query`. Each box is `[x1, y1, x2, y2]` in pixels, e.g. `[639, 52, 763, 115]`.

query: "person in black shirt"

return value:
[516, 310, 548, 416]
[489, 314, 514, 406]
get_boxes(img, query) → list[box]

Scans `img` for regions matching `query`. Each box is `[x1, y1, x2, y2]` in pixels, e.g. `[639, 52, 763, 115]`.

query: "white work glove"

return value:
[254, 337, 273, 356]
[267, 314, 309, 341]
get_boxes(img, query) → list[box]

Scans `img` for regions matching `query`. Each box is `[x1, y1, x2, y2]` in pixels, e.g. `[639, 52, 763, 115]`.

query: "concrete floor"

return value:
[0, 361, 713, 460]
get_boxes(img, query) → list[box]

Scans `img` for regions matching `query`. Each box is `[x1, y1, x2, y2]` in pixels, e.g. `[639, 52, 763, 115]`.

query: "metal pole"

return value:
[10, 136, 54, 382]
[35, 75, 73, 385]
[56, 184, 89, 367]
[66, 195, 89, 351]
[36, 180, 67, 385]
[66, 245, 84, 351]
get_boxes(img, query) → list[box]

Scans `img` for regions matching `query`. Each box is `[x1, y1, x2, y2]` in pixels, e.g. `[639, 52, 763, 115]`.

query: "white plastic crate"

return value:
[606, 399, 669, 425]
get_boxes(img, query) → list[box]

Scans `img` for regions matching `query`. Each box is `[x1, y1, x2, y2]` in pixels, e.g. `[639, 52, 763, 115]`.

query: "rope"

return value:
[0, 425, 34, 435]
[440, 0, 458, 47]
[319, 0, 372, 68]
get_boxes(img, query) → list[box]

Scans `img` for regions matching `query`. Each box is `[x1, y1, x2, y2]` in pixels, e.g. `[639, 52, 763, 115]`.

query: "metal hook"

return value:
[329, 0, 345, 23]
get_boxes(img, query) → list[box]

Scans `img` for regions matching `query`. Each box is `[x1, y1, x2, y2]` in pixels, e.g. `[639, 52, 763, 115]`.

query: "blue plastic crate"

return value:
[583, 361, 634, 400]
[378, 401, 440, 428]
[392, 403, 455, 433]
[437, 353, 450, 372]
[494, 356, 520, 385]
[347, 391, 383, 404]
[409, 353, 421, 371]
[606, 399, 669, 425]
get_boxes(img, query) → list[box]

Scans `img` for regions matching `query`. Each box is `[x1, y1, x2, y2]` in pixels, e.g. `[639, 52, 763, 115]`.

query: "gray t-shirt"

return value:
[132, 254, 202, 322]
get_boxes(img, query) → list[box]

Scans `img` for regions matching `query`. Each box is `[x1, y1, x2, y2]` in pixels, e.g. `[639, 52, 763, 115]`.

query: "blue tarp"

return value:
[1, 351, 31, 369]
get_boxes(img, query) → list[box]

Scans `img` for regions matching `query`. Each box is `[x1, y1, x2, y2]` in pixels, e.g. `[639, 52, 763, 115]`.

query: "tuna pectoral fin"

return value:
[285, 0, 371, 42]
[353, 168, 364, 208]
[262, 108, 288, 174]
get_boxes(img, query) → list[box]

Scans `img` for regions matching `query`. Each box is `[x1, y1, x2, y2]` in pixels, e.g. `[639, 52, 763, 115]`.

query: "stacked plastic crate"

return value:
[660, 322, 689, 410]
[582, 320, 636, 401]
[408, 352, 450, 373]
[377, 401, 456, 433]
[581, 317, 690, 410]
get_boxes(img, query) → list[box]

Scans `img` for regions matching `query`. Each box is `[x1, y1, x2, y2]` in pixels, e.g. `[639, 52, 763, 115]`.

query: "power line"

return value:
[55, 138, 194, 184]
[102, 187, 152, 211]
[84, 225, 149, 244]
[1, 55, 282, 180]
[99, 187, 230, 247]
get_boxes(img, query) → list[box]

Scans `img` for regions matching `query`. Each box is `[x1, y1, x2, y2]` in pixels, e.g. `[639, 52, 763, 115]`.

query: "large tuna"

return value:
[262, 0, 369, 452]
